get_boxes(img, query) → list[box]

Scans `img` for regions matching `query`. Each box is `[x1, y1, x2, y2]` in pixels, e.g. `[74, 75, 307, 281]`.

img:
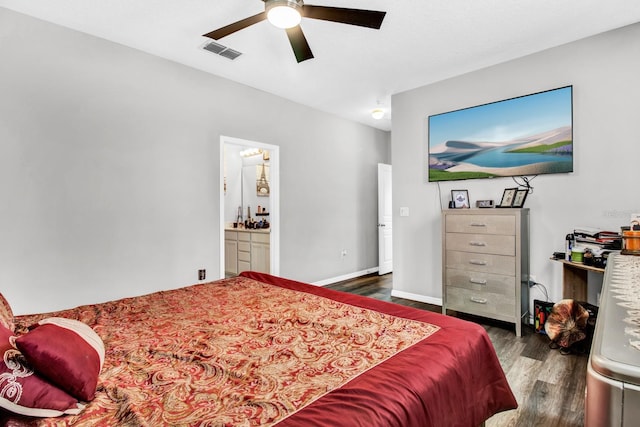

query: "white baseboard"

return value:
[391, 289, 443, 307]
[312, 269, 443, 308]
[312, 267, 380, 286]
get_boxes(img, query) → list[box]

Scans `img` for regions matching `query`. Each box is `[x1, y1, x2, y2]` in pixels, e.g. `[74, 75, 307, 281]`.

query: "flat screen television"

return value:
[427, 86, 573, 182]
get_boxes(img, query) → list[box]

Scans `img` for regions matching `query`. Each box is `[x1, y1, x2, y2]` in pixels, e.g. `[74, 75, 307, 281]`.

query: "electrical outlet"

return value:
[341, 249, 347, 257]
[198, 269, 206, 280]
[529, 275, 537, 283]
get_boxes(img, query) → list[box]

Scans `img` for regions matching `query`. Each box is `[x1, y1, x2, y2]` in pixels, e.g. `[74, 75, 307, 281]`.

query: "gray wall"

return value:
[391, 23, 640, 310]
[0, 8, 390, 315]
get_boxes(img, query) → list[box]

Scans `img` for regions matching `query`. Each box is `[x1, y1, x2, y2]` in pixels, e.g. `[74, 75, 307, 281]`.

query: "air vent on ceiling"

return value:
[203, 41, 242, 60]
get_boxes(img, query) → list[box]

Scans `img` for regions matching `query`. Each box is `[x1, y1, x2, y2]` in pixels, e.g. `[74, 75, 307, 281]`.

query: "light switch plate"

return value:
[400, 207, 409, 217]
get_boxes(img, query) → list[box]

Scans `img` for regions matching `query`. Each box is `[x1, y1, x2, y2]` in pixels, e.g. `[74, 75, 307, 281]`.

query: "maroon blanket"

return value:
[244, 272, 517, 427]
[1, 272, 516, 426]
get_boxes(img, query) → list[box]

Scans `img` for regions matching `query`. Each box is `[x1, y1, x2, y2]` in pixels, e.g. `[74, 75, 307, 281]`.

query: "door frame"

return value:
[377, 163, 392, 275]
[219, 135, 280, 278]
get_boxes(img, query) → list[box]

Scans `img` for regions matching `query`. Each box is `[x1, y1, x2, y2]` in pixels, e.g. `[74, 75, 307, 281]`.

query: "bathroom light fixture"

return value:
[371, 108, 385, 120]
[240, 148, 263, 157]
[266, 0, 302, 29]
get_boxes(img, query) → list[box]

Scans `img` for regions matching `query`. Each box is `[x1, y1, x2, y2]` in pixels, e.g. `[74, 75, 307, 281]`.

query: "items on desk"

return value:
[631, 213, 640, 231]
[565, 233, 573, 261]
[622, 213, 640, 255]
[621, 213, 640, 254]
[571, 247, 585, 263]
[573, 227, 622, 250]
[561, 229, 615, 268]
[622, 229, 640, 254]
[557, 222, 640, 265]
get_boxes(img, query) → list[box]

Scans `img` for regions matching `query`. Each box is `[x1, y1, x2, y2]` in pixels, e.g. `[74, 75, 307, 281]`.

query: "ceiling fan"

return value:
[203, 0, 386, 63]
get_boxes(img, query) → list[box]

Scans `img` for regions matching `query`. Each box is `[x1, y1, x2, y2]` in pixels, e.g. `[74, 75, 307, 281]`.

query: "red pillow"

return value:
[0, 324, 84, 417]
[15, 317, 105, 402]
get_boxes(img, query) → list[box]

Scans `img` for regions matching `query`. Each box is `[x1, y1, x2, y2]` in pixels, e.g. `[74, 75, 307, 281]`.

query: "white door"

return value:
[377, 164, 392, 275]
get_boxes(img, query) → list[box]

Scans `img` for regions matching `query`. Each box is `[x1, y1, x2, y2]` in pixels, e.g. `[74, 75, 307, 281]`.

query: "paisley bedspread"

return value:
[2, 272, 516, 426]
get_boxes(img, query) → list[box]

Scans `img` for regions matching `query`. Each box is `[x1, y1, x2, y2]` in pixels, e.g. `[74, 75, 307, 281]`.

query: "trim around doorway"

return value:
[219, 135, 280, 279]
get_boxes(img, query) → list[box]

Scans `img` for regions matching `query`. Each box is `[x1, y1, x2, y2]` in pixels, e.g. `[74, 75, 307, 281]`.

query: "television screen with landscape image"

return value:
[428, 86, 573, 182]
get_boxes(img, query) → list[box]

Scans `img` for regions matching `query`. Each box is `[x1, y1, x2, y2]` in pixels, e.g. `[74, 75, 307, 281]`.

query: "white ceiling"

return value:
[2, 0, 640, 131]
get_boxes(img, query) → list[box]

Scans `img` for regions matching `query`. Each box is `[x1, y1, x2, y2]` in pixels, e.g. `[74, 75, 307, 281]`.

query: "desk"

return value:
[551, 258, 605, 301]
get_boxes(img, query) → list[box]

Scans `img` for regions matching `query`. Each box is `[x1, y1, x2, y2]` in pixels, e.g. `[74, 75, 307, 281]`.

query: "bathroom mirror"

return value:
[224, 145, 270, 225]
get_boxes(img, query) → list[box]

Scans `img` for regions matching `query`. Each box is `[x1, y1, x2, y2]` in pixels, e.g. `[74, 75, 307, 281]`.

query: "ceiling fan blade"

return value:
[203, 12, 267, 40]
[285, 25, 314, 63]
[302, 5, 386, 29]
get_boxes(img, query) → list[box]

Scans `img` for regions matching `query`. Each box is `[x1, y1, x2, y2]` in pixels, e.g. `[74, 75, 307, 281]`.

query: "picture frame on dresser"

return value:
[512, 189, 528, 208]
[497, 188, 517, 208]
[451, 190, 470, 208]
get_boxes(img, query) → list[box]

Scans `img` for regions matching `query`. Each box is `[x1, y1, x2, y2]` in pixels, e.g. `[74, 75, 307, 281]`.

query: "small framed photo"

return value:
[451, 190, 470, 209]
[512, 189, 528, 208]
[498, 188, 517, 208]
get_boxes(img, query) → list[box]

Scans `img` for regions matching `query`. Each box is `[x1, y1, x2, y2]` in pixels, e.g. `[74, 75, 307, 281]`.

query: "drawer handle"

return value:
[469, 241, 487, 247]
[470, 223, 487, 227]
[470, 297, 488, 304]
[469, 260, 488, 266]
[469, 278, 487, 285]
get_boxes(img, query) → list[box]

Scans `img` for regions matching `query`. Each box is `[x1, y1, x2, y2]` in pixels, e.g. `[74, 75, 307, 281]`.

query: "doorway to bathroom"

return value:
[219, 135, 280, 278]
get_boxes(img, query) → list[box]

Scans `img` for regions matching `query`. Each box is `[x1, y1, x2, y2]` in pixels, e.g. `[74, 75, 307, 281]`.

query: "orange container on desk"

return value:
[622, 230, 640, 254]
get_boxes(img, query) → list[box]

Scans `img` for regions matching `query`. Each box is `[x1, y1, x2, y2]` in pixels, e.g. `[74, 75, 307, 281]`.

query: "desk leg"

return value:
[563, 264, 588, 301]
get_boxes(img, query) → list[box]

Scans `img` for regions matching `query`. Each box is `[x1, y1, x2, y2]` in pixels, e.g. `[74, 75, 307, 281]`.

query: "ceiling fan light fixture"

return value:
[266, 0, 302, 29]
[371, 108, 385, 120]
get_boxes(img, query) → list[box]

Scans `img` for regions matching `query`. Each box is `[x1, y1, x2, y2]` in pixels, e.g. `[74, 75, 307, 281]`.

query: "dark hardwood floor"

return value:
[326, 273, 587, 427]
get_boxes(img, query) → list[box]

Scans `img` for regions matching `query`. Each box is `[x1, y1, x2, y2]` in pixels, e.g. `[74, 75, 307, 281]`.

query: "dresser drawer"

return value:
[445, 250, 515, 275]
[445, 268, 516, 296]
[238, 260, 251, 272]
[446, 214, 515, 235]
[238, 241, 251, 253]
[251, 232, 270, 244]
[445, 287, 516, 322]
[238, 250, 251, 262]
[445, 233, 515, 256]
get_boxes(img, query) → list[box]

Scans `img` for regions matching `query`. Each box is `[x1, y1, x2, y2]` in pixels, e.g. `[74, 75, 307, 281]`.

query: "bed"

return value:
[0, 271, 517, 426]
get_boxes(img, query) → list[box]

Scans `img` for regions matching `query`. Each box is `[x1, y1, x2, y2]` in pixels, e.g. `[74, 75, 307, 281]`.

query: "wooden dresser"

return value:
[442, 208, 530, 336]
